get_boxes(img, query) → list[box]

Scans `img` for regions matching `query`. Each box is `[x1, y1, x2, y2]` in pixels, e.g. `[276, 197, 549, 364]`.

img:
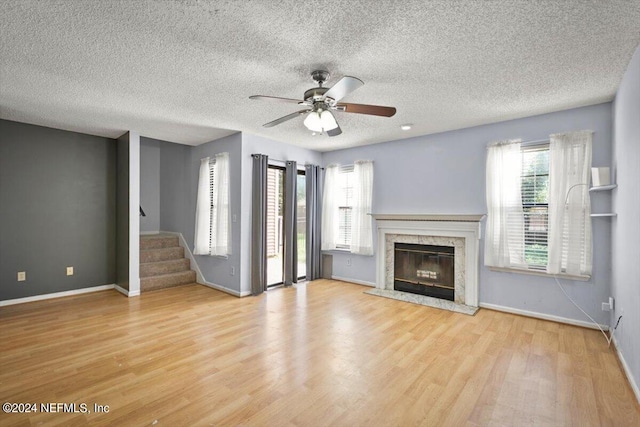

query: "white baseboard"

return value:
[479, 302, 609, 331]
[114, 285, 140, 297]
[140, 230, 160, 235]
[612, 335, 640, 404]
[331, 276, 376, 287]
[198, 281, 251, 297]
[0, 284, 115, 306]
[159, 231, 249, 298]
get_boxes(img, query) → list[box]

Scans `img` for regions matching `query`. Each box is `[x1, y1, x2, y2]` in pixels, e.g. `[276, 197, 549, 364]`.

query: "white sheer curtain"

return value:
[547, 131, 592, 276]
[485, 140, 526, 268]
[321, 164, 339, 250]
[350, 160, 374, 255]
[194, 157, 211, 255]
[194, 153, 230, 256]
[211, 152, 230, 256]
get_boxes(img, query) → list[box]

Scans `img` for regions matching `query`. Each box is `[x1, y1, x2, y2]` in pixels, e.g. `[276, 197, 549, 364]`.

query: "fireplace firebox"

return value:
[394, 243, 454, 301]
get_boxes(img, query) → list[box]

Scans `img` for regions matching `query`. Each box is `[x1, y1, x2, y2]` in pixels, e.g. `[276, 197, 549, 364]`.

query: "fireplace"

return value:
[394, 243, 455, 301]
[370, 214, 483, 314]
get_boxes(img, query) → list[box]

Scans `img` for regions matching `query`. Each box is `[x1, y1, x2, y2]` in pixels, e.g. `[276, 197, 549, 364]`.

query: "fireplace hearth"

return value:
[394, 243, 455, 301]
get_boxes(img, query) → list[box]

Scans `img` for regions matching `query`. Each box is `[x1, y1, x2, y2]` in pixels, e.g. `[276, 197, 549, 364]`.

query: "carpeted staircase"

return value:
[140, 234, 196, 292]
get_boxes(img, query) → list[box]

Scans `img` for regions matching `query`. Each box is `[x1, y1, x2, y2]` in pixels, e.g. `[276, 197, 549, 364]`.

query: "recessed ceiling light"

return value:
[401, 124, 412, 131]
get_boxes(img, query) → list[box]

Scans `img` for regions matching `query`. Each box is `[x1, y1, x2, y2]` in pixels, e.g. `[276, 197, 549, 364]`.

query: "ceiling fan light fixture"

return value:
[320, 110, 338, 131]
[303, 111, 323, 132]
[251, 70, 395, 137]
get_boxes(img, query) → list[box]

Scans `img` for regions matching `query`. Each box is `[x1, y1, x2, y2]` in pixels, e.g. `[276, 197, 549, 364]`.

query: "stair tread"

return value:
[140, 234, 180, 250]
[140, 246, 181, 253]
[140, 258, 188, 265]
[141, 270, 196, 292]
[142, 270, 193, 278]
[141, 282, 194, 292]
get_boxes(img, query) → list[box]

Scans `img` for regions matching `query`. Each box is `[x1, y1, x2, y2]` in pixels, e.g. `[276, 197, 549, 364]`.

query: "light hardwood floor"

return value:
[1, 280, 638, 426]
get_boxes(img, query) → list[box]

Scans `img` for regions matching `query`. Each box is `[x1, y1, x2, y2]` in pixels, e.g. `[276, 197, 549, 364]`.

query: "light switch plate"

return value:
[66, 266, 74, 276]
[17, 271, 26, 281]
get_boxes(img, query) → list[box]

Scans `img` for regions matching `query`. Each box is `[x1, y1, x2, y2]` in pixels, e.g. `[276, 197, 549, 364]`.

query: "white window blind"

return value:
[336, 165, 354, 248]
[520, 144, 550, 269]
[194, 153, 230, 256]
[209, 157, 216, 245]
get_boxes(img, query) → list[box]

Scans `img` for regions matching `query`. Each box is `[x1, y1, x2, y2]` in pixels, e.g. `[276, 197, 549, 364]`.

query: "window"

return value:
[322, 160, 374, 255]
[485, 131, 592, 277]
[194, 153, 230, 256]
[336, 165, 354, 248]
[520, 144, 549, 269]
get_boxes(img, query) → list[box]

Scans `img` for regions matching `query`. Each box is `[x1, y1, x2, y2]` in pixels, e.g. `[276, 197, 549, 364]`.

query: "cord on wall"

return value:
[554, 182, 617, 345]
[553, 276, 616, 346]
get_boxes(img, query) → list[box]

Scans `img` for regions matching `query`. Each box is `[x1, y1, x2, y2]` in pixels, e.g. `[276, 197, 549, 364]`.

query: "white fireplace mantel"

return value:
[372, 214, 484, 311]
[371, 214, 485, 222]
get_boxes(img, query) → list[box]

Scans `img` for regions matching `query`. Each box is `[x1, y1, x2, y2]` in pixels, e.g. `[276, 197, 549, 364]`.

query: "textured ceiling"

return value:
[1, 1, 639, 151]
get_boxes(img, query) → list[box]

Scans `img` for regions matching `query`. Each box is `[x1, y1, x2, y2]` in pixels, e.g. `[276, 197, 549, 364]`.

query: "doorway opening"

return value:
[266, 165, 306, 287]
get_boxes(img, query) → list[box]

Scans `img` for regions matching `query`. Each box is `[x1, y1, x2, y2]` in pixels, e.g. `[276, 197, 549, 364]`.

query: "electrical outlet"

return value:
[17, 271, 26, 281]
[66, 266, 74, 276]
[232, 214, 237, 223]
[602, 302, 611, 312]
[346, 258, 352, 267]
[230, 266, 235, 276]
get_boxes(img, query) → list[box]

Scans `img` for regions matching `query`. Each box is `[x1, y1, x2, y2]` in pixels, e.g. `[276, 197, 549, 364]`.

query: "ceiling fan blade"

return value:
[263, 109, 310, 128]
[250, 95, 304, 104]
[337, 102, 397, 117]
[323, 76, 364, 102]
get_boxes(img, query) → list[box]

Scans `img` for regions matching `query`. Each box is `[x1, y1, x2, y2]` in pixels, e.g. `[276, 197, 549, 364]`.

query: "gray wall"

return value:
[612, 44, 640, 397]
[0, 120, 116, 300]
[158, 140, 190, 235]
[188, 133, 243, 292]
[240, 133, 324, 294]
[322, 103, 613, 325]
[116, 133, 130, 291]
[140, 138, 160, 232]
[155, 133, 243, 292]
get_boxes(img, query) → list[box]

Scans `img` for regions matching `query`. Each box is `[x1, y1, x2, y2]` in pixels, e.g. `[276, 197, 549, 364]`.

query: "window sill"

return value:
[323, 248, 351, 253]
[195, 254, 229, 259]
[488, 266, 591, 281]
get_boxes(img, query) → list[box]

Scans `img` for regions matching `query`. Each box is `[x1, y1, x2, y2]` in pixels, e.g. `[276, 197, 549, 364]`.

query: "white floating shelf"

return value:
[590, 213, 617, 217]
[589, 184, 617, 192]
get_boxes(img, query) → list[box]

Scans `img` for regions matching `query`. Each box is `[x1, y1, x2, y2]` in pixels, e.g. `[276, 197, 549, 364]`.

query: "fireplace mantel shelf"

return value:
[371, 214, 485, 222]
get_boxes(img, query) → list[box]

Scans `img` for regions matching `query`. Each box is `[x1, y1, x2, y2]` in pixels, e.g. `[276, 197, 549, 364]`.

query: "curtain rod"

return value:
[492, 131, 596, 149]
[251, 154, 291, 164]
[520, 138, 550, 147]
[252, 153, 322, 168]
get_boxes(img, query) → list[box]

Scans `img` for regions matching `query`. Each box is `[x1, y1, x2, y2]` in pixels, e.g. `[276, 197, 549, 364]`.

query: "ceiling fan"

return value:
[249, 70, 396, 137]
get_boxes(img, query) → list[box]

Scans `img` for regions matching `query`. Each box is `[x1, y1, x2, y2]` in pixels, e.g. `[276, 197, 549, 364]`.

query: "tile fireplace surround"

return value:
[366, 214, 484, 315]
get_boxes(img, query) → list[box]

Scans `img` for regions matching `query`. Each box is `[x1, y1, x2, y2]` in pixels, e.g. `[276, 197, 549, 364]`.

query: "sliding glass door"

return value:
[297, 170, 306, 280]
[266, 165, 284, 287]
[265, 165, 307, 287]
